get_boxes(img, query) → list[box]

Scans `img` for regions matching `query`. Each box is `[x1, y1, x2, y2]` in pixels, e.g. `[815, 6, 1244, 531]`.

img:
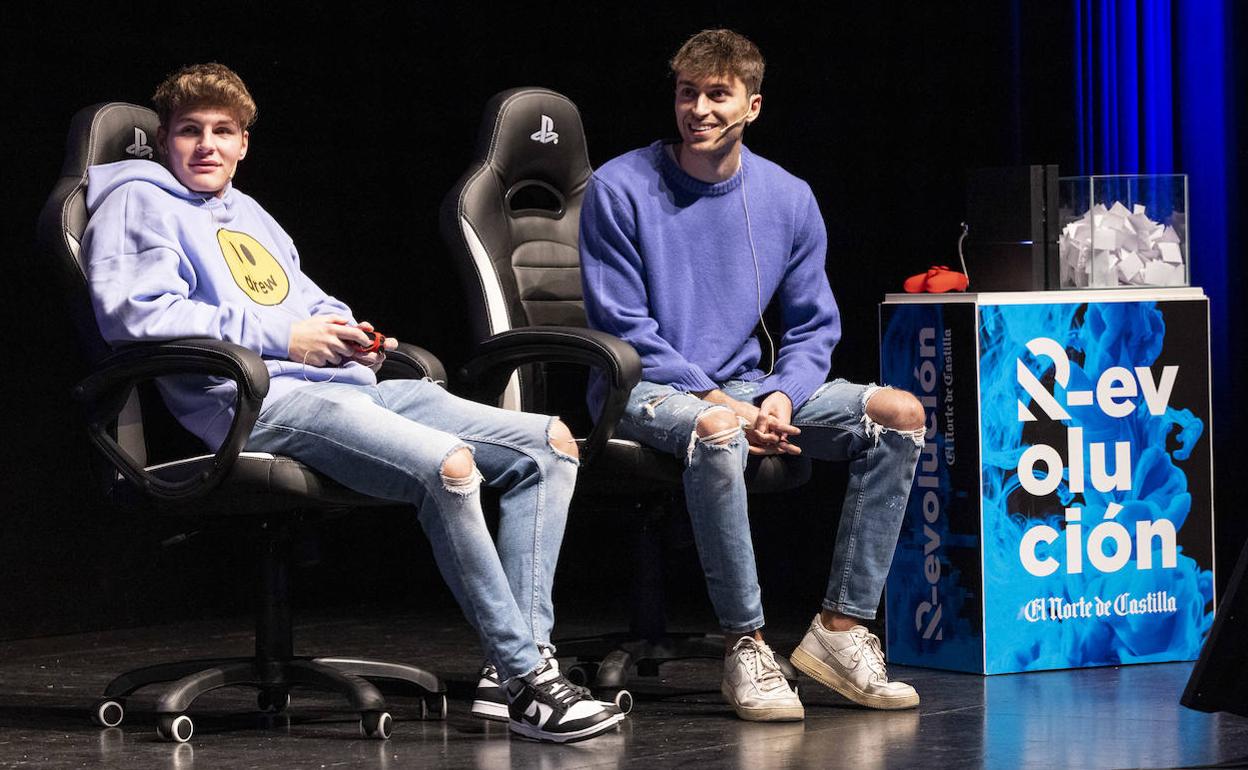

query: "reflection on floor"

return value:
[0, 607, 1245, 769]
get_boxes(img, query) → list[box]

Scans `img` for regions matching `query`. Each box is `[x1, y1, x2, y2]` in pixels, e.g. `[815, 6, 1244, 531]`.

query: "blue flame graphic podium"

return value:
[879, 288, 1215, 674]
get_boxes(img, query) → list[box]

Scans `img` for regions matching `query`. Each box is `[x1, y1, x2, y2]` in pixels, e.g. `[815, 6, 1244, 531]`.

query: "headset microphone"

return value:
[719, 110, 750, 135]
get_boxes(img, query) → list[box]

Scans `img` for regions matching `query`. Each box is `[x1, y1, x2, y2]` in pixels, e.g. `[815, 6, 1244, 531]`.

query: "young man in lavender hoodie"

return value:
[83, 63, 621, 744]
[579, 30, 925, 721]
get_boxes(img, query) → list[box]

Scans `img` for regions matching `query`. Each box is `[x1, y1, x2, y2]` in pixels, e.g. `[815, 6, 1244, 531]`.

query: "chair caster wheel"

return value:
[423, 693, 448, 721]
[92, 699, 125, 728]
[257, 689, 290, 713]
[565, 663, 599, 687]
[613, 689, 633, 715]
[360, 711, 392, 740]
[600, 688, 633, 715]
[777, 654, 798, 681]
[156, 713, 194, 743]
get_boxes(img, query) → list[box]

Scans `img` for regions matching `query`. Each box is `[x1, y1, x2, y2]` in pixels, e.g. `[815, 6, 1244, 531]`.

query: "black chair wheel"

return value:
[92, 699, 125, 728]
[611, 689, 633, 715]
[360, 711, 392, 740]
[423, 693, 448, 721]
[156, 714, 194, 743]
[565, 662, 599, 687]
[598, 688, 633, 715]
[257, 688, 290, 713]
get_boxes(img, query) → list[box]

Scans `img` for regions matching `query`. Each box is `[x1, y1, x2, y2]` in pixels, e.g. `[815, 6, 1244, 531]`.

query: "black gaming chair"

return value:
[38, 102, 448, 743]
[441, 88, 810, 697]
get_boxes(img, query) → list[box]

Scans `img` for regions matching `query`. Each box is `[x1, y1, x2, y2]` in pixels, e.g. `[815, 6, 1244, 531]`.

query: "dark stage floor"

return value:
[0, 608, 1245, 769]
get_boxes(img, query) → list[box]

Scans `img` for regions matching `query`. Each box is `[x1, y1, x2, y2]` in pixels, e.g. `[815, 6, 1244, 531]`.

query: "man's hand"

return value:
[697, 389, 801, 456]
[349, 321, 399, 372]
[751, 391, 801, 455]
[708, 391, 760, 426]
[289, 315, 372, 367]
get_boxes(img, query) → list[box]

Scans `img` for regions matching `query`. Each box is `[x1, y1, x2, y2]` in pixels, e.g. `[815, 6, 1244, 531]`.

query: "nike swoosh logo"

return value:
[521, 702, 542, 726]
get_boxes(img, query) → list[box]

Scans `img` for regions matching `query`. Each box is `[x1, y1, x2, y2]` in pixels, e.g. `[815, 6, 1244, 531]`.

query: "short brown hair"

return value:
[670, 29, 765, 95]
[152, 62, 257, 128]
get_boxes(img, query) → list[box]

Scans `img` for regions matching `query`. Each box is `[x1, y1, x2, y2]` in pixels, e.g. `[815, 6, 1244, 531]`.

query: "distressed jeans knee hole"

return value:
[439, 444, 481, 495]
[859, 384, 925, 448]
[686, 405, 740, 464]
[545, 417, 581, 466]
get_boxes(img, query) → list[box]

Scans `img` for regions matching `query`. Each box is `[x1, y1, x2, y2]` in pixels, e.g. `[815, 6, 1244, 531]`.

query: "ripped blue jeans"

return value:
[617, 379, 923, 633]
[246, 378, 577, 680]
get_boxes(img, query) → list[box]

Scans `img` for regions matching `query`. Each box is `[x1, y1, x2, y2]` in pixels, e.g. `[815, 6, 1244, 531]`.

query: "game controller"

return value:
[903, 224, 972, 293]
[903, 265, 969, 293]
[332, 320, 386, 353]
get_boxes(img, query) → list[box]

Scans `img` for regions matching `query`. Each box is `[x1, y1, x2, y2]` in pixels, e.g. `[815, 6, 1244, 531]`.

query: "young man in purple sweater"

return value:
[579, 29, 926, 721]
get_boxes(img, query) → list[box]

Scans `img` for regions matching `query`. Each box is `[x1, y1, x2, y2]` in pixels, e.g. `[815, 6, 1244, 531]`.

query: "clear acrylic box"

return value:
[1057, 174, 1189, 288]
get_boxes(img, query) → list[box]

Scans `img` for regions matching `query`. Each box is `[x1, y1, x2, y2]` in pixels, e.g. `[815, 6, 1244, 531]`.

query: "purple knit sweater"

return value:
[579, 141, 840, 415]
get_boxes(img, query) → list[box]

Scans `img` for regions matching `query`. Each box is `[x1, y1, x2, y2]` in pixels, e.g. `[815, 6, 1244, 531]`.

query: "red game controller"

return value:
[332, 320, 386, 353]
[903, 265, 969, 293]
[904, 225, 973, 293]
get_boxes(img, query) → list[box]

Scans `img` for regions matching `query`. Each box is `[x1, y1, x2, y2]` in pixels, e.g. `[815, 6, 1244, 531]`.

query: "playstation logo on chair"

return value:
[125, 127, 153, 159]
[529, 115, 559, 145]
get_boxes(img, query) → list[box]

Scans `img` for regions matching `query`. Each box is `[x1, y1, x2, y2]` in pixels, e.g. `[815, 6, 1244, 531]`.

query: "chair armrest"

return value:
[72, 338, 270, 502]
[458, 327, 641, 467]
[378, 342, 447, 384]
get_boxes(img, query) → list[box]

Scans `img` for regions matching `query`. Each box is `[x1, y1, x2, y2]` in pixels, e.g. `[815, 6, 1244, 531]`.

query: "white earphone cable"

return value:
[740, 160, 775, 376]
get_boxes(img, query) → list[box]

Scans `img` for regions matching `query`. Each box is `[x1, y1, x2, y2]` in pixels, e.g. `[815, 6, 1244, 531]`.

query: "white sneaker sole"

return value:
[508, 711, 624, 743]
[470, 698, 509, 722]
[790, 646, 920, 710]
[720, 684, 805, 722]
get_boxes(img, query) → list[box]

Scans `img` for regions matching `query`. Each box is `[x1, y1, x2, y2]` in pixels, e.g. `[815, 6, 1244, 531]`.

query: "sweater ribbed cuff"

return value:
[754, 375, 816, 413]
[262, 316, 296, 360]
[667, 366, 719, 395]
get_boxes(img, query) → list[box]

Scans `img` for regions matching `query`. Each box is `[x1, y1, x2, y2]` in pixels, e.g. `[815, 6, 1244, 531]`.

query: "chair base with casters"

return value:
[90, 515, 446, 743]
[67, 340, 453, 743]
[555, 500, 724, 702]
[554, 484, 801, 700]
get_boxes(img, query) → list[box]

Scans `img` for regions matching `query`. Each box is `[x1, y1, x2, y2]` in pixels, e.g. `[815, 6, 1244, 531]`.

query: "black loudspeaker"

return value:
[1182, 536, 1248, 717]
[963, 165, 1060, 291]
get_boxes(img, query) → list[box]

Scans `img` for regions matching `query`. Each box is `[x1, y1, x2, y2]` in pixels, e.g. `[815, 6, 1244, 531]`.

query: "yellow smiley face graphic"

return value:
[217, 229, 291, 306]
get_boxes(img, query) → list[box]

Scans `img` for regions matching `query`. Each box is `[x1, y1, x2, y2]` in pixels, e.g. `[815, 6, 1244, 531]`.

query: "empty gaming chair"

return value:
[38, 102, 447, 743]
[441, 88, 810, 698]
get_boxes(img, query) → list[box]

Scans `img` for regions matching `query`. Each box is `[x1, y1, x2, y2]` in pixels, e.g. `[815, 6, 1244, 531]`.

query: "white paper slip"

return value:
[1158, 241, 1183, 264]
[1117, 250, 1143, 281]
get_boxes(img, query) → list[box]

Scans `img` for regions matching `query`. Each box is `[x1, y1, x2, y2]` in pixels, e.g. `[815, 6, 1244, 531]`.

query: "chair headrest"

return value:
[472, 88, 591, 196]
[38, 102, 161, 365]
[39, 102, 160, 260]
[60, 102, 160, 178]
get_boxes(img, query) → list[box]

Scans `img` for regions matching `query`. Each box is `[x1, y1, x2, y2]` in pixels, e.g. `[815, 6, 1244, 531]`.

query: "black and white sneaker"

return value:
[470, 662, 510, 721]
[506, 659, 623, 743]
[472, 655, 617, 722]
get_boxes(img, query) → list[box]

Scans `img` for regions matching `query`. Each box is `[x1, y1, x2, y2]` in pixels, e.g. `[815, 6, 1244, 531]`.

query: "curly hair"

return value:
[670, 29, 765, 94]
[152, 62, 257, 128]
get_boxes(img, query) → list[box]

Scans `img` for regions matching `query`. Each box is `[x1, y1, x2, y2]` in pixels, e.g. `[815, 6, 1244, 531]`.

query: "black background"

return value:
[1, 3, 1242, 640]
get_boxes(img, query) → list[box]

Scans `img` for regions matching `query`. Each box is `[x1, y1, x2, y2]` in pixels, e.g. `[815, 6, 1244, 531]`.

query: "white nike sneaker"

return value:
[790, 616, 919, 710]
[722, 636, 804, 721]
[506, 658, 623, 743]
